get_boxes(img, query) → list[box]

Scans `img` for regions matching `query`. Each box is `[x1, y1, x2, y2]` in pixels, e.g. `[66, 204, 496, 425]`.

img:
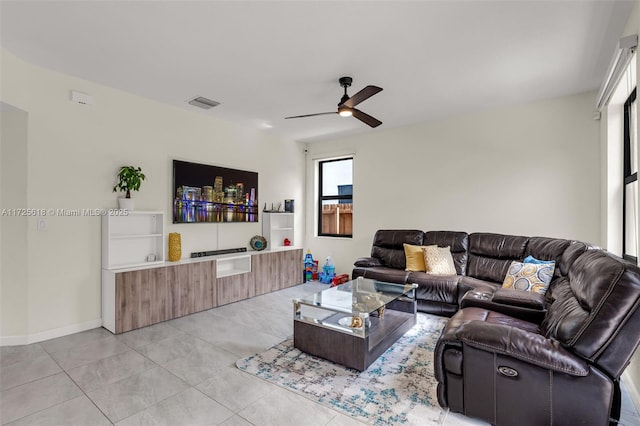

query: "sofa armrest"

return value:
[491, 288, 547, 310]
[455, 321, 588, 376]
[460, 289, 547, 324]
[354, 257, 382, 267]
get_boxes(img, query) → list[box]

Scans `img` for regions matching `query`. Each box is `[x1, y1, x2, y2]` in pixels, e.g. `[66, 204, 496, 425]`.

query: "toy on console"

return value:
[312, 260, 319, 281]
[319, 256, 336, 284]
[303, 250, 315, 282]
[330, 274, 350, 287]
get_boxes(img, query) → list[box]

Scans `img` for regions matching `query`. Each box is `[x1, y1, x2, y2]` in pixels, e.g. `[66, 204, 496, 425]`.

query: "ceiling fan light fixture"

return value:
[338, 106, 353, 117]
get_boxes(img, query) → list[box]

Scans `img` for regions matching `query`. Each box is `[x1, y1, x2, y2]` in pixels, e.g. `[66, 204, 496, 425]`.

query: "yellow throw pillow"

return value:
[422, 246, 457, 275]
[403, 243, 436, 271]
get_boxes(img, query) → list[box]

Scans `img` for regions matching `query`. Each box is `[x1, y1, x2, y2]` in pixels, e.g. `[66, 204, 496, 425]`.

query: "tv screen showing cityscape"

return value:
[172, 160, 258, 223]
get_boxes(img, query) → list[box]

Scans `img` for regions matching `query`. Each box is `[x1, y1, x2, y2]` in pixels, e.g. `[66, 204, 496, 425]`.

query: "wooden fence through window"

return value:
[322, 203, 352, 235]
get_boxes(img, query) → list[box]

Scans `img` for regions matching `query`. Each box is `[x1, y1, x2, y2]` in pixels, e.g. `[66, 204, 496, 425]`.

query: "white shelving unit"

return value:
[262, 212, 294, 250]
[102, 211, 165, 269]
[216, 254, 252, 278]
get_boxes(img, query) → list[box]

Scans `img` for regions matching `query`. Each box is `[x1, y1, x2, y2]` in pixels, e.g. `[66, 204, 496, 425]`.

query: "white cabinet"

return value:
[102, 211, 165, 269]
[262, 212, 295, 250]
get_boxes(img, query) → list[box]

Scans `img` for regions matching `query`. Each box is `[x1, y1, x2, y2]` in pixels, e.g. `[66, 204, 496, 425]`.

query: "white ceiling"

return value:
[0, 0, 635, 143]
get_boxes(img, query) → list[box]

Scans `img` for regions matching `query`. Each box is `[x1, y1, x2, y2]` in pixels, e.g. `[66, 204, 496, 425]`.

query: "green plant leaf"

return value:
[113, 165, 145, 197]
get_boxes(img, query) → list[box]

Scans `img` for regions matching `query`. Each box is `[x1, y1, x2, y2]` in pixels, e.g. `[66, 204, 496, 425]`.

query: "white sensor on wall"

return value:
[70, 90, 94, 105]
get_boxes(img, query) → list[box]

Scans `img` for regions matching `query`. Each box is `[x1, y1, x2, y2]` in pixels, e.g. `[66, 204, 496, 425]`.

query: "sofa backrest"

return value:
[467, 233, 529, 284]
[541, 249, 640, 379]
[370, 229, 424, 269]
[524, 237, 588, 297]
[423, 231, 469, 275]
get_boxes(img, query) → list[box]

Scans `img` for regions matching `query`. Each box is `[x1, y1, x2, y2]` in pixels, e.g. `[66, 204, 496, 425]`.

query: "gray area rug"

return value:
[236, 313, 449, 425]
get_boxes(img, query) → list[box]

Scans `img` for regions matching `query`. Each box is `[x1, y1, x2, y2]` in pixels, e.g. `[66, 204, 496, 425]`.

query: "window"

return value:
[318, 157, 353, 237]
[624, 88, 637, 262]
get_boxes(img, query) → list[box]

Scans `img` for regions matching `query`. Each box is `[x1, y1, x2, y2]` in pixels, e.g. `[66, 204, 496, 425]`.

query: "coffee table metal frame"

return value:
[293, 277, 418, 371]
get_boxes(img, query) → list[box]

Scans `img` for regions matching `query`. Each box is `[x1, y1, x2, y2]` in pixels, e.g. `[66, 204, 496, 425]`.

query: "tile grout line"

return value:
[1, 345, 115, 426]
[112, 326, 257, 423]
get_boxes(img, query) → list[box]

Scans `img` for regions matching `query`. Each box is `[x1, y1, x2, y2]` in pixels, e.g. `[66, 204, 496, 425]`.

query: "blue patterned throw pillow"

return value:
[502, 260, 555, 295]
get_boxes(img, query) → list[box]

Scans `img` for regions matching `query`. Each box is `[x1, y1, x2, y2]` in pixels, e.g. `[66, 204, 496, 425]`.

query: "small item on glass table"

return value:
[350, 316, 363, 328]
[338, 315, 364, 329]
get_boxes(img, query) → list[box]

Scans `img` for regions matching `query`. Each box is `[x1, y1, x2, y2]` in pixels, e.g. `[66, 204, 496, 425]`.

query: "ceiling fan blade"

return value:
[352, 108, 382, 128]
[284, 112, 337, 119]
[342, 85, 383, 108]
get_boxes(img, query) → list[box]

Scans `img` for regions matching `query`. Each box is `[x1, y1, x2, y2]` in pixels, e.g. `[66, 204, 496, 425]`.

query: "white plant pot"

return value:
[118, 198, 135, 211]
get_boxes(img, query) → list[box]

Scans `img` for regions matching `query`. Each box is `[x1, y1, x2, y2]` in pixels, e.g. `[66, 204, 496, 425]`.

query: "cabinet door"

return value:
[115, 268, 171, 334]
[149, 267, 171, 324]
[166, 262, 216, 318]
[279, 249, 303, 289]
[115, 270, 148, 333]
[116, 270, 147, 333]
[166, 264, 190, 318]
[252, 252, 279, 295]
[192, 261, 216, 312]
[252, 249, 303, 295]
[217, 273, 253, 306]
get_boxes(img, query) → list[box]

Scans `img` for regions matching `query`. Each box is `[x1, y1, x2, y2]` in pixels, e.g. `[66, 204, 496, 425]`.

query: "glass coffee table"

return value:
[293, 277, 418, 371]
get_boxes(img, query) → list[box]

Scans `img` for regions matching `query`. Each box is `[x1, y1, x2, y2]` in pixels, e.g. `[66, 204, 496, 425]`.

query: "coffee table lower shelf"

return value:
[293, 309, 417, 371]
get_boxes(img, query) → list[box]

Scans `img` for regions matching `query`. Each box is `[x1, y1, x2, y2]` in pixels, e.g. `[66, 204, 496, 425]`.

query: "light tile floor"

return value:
[1, 282, 638, 425]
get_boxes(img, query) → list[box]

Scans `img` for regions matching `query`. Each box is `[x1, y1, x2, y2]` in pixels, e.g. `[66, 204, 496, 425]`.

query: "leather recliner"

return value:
[434, 249, 640, 425]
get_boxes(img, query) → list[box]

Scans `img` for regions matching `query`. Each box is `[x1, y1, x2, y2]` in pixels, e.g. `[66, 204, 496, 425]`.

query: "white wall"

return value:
[305, 91, 601, 275]
[1, 103, 29, 337]
[0, 49, 305, 343]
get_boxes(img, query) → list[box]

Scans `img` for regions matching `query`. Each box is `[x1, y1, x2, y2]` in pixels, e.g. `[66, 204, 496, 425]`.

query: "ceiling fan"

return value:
[285, 77, 383, 128]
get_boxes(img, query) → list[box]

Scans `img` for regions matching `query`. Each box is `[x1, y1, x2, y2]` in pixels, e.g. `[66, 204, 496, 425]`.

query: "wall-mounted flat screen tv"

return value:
[172, 160, 258, 223]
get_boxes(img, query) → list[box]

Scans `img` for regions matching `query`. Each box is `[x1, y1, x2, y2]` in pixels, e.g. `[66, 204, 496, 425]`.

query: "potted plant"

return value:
[112, 166, 145, 210]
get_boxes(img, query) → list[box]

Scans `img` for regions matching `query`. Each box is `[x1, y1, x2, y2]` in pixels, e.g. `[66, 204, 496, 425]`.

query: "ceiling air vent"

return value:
[188, 96, 220, 109]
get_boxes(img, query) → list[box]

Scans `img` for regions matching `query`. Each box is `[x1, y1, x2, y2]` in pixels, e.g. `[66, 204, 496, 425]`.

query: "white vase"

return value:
[118, 198, 135, 211]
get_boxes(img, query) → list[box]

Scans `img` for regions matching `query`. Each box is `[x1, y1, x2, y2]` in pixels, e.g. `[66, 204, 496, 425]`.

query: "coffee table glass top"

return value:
[296, 277, 416, 315]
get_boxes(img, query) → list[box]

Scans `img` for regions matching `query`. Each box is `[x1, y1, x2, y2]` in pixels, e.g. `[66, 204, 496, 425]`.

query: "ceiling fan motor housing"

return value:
[339, 76, 353, 88]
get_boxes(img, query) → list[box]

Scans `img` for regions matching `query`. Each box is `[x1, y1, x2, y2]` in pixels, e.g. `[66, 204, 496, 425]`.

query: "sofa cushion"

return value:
[491, 288, 547, 310]
[352, 266, 410, 284]
[558, 240, 589, 277]
[423, 246, 457, 275]
[371, 229, 424, 269]
[403, 243, 434, 271]
[460, 287, 548, 324]
[423, 231, 469, 275]
[458, 276, 500, 299]
[467, 233, 529, 283]
[524, 237, 581, 281]
[437, 307, 540, 349]
[409, 272, 460, 304]
[353, 257, 382, 267]
[502, 261, 555, 295]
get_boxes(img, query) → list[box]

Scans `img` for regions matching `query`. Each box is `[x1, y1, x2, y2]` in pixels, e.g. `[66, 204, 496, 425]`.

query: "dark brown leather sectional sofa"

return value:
[352, 229, 640, 426]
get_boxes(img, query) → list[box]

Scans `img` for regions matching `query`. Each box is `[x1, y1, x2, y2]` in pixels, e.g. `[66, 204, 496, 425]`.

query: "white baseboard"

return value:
[0, 318, 103, 346]
[623, 370, 640, 413]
